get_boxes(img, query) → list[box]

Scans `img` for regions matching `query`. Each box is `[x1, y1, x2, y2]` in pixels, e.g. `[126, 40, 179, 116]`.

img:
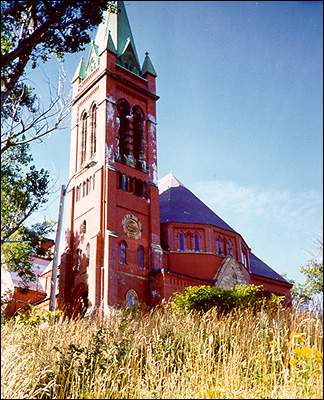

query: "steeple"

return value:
[94, 1, 141, 73]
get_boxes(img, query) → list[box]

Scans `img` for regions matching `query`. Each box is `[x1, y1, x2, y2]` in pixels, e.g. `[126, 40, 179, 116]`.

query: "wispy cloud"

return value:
[191, 179, 323, 232]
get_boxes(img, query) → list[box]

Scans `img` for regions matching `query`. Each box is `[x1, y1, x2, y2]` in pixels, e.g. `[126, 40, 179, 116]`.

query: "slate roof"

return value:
[158, 174, 290, 285]
[249, 252, 291, 285]
[158, 174, 236, 233]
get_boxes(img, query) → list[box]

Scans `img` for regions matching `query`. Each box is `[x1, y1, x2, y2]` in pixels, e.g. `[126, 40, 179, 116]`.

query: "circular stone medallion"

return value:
[122, 214, 142, 239]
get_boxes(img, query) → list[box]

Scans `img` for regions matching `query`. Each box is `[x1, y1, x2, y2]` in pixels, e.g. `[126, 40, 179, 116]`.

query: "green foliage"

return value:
[171, 284, 283, 313]
[1, 143, 54, 282]
[290, 241, 323, 303]
[12, 306, 62, 326]
[1, 1, 117, 122]
[1, 144, 50, 244]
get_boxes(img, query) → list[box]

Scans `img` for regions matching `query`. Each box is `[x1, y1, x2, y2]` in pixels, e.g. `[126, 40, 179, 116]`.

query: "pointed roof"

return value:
[142, 52, 157, 77]
[107, 31, 117, 54]
[72, 57, 86, 82]
[158, 174, 236, 233]
[249, 253, 291, 285]
[158, 173, 184, 194]
[95, 1, 140, 65]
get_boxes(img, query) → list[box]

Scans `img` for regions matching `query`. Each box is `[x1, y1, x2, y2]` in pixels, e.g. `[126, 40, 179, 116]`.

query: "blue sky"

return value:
[28, 1, 323, 284]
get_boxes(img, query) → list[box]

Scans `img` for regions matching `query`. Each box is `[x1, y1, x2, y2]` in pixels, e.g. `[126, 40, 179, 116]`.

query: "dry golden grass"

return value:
[1, 305, 323, 399]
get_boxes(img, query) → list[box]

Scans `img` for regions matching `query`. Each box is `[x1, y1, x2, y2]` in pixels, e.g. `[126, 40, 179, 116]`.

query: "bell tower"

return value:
[60, 1, 162, 314]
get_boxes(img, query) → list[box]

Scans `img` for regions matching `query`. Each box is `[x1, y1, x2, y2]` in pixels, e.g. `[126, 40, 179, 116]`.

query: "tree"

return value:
[1, 144, 50, 244]
[1, 1, 118, 281]
[1, 0, 118, 151]
[291, 240, 323, 303]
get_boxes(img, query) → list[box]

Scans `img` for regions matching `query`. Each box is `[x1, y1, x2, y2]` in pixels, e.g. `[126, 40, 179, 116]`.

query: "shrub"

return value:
[171, 284, 282, 313]
[12, 305, 62, 326]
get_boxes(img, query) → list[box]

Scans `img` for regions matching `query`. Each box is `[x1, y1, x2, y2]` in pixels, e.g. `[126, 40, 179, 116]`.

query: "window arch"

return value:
[90, 104, 97, 158]
[81, 220, 87, 234]
[86, 243, 90, 267]
[116, 98, 131, 162]
[217, 238, 223, 256]
[120, 240, 127, 264]
[82, 182, 86, 197]
[194, 233, 200, 251]
[86, 178, 90, 195]
[132, 105, 145, 169]
[126, 289, 138, 308]
[80, 112, 88, 166]
[178, 232, 185, 251]
[137, 246, 144, 270]
[121, 174, 128, 191]
[76, 249, 82, 271]
[227, 239, 233, 256]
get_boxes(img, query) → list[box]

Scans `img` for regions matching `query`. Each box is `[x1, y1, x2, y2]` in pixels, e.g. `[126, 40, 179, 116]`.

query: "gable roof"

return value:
[158, 174, 236, 233]
[249, 252, 291, 285]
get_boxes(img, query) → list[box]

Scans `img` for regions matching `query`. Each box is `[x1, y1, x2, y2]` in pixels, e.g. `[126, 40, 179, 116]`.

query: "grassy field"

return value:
[1, 304, 323, 399]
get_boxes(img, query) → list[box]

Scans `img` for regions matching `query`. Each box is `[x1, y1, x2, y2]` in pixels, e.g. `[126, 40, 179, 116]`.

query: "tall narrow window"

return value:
[178, 232, 185, 251]
[86, 243, 90, 267]
[116, 98, 131, 162]
[120, 241, 127, 264]
[76, 249, 82, 272]
[132, 105, 145, 170]
[194, 233, 200, 251]
[217, 238, 223, 256]
[80, 113, 88, 166]
[138, 246, 144, 270]
[83, 182, 86, 197]
[90, 104, 97, 157]
[227, 239, 233, 256]
[121, 174, 128, 191]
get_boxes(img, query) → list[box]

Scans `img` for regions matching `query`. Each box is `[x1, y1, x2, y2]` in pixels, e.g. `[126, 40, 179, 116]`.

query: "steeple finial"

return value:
[141, 51, 157, 77]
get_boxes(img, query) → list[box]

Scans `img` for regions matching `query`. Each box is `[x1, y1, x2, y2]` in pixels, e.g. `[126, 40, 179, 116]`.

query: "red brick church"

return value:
[56, 1, 292, 314]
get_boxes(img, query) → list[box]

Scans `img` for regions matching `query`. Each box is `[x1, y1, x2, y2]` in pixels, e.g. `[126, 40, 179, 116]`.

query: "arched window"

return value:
[86, 178, 90, 195]
[86, 243, 90, 267]
[178, 232, 185, 251]
[217, 238, 223, 256]
[116, 98, 131, 162]
[80, 113, 88, 166]
[76, 249, 82, 272]
[120, 240, 127, 264]
[93, 174, 95, 190]
[132, 105, 145, 170]
[121, 174, 128, 191]
[90, 104, 97, 158]
[81, 220, 87, 234]
[76, 186, 80, 202]
[82, 182, 86, 197]
[242, 250, 247, 269]
[126, 289, 138, 308]
[138, 246, 144, 270]
[194, 233, 200, 251]
[227, 239, 233, 256]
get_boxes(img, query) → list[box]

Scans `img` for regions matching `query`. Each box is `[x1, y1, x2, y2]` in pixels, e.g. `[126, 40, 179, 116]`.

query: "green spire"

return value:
[84, 41, 99, 76]
[72, 57, 86, 82]
[107, 30, 117, 54]
[141, 52, 157, 77]
[94, 1, 140, 74]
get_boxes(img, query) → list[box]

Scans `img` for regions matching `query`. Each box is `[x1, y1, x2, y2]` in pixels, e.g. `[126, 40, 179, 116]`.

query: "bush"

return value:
[171, 284, 283, 313]
[12, 305, 62, 326]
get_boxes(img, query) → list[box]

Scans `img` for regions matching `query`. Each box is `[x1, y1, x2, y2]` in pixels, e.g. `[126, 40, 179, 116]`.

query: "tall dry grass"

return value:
[1, 305, 323, 399]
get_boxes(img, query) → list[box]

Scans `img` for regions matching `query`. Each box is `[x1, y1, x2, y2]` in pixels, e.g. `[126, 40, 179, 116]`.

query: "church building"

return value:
[58, 1, 292, 315]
